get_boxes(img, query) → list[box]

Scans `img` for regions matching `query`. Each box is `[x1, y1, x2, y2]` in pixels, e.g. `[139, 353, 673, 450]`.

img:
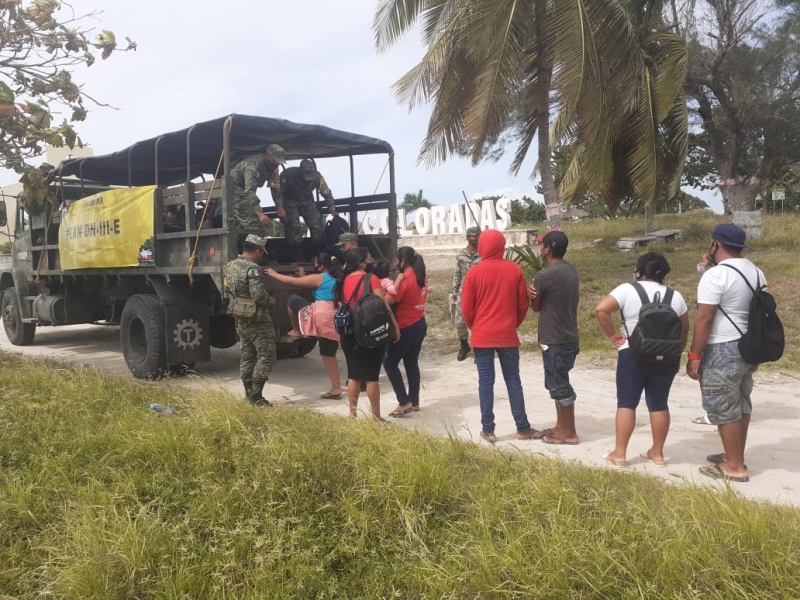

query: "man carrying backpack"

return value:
[687, 224, 768, 483]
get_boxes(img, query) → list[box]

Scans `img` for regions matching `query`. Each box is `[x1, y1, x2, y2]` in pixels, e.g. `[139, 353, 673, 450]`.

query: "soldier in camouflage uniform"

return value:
[449, 226, 482, 361]
[274, 158, 337, 261]
[229, 144, 286, 231]
[223, 234, 277, 406]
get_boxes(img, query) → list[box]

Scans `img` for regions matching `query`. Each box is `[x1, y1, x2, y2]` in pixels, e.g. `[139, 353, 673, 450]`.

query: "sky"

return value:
[3, 0, 722, 212]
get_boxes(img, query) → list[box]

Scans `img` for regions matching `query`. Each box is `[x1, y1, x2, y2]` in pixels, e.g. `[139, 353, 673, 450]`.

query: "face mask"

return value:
[697, 264, 706, 276]
[365, 262, 374, 273]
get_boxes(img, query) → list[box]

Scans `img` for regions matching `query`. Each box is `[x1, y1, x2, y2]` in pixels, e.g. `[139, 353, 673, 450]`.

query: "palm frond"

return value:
[374, 0, 425, 52]
[622, 69, 659, 208]
[648, 32, 688, 121]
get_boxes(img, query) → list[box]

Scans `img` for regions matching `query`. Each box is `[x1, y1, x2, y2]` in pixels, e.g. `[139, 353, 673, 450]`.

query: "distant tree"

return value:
[508, 195, 546, 226]
[0, 1, 135, 209]
[684, 0, 800, 213]
[399, 189, 433, 226]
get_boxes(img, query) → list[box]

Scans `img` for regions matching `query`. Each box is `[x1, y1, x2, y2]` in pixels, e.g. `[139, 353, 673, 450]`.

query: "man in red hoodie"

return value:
[462, 229, 539, 443]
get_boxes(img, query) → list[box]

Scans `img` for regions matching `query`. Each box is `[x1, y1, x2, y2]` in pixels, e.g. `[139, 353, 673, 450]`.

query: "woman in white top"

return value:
[595, 252, 690, 468]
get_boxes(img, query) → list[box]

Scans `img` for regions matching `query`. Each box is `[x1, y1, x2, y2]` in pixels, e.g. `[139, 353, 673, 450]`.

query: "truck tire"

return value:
[120, 294, 167, 379]
[1, 288, 36, 346]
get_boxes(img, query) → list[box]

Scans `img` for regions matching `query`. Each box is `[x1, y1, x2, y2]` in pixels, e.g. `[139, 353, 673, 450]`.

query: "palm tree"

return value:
[399, 189, 433, 227]
[374, 0, 688, 229]
[400, 189, 433, 212]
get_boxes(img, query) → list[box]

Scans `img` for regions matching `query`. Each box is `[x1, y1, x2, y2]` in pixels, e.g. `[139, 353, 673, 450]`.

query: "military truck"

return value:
[0, 115, 398, 378]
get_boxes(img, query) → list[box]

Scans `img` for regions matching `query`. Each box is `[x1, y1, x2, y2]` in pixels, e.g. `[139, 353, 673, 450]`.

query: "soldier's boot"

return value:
[242, 379, 253, 400]
[248, 378, 273, 407]
[457, 339, 471, 362]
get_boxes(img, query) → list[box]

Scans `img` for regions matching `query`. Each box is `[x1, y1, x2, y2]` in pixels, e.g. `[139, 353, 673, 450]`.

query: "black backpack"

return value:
[623, 282, 682, 364]
[718, 264, 784, 364]
[324, 215, 350, 251]
[353, 274, 395, 348]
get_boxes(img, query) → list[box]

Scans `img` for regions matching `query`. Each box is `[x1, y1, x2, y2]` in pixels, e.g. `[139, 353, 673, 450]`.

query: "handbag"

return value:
[334, 274, 366, 335]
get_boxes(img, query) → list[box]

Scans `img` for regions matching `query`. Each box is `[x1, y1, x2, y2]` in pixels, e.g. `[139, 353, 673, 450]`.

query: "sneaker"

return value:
[516, 429, 540, 440]
[480, 430, 497, 444]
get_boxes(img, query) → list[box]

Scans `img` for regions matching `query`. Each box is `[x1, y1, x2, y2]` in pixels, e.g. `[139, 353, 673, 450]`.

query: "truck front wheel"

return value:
[2, 288, 36, 346]
[120, 294, 167, 379]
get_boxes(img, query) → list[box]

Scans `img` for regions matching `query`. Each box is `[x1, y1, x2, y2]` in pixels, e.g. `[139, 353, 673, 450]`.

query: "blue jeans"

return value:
[383, 318, 427, 406]
[541, 343, 579, 407]
[474, 347, 531, 434]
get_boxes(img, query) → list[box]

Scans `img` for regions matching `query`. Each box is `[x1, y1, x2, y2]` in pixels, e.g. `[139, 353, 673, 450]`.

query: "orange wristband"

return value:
[687, 351, 703, 361]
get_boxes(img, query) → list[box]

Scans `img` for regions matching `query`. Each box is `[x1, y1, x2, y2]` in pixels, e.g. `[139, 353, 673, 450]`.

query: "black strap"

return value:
[716, 263, 760, 336]
[360, 272, 372, 300]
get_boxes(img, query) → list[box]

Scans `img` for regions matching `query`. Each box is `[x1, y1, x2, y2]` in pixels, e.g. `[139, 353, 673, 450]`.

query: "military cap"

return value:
[334, 232, 358, 246]
[466, 226, 481, 237]
[265, 144, 286, 164]
[244, 234, 267, 252]
[299, 158, 318, 182]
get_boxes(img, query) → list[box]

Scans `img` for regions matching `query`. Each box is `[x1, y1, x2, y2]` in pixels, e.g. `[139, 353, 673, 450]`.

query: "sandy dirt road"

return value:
[2, 322, 798, 507]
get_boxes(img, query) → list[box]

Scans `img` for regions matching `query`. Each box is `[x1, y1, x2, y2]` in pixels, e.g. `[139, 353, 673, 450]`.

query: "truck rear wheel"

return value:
[1, 288, 36, 346]
[121, 294, 167, 379]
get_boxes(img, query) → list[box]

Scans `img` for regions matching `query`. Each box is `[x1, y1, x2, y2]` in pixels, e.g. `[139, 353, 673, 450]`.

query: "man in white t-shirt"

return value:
[687, 224, 765, 483]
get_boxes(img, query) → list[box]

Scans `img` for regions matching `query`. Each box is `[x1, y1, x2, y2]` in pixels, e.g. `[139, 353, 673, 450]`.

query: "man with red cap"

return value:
[527, 229, 581, 445]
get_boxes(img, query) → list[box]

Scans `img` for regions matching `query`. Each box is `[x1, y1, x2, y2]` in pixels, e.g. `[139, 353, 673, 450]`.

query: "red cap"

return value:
[536, 228, 563, 243]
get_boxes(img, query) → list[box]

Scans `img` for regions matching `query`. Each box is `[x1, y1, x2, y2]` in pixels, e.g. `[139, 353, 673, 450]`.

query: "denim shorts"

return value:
[700, 341, 758, 425]
[541, 343, 579, 407]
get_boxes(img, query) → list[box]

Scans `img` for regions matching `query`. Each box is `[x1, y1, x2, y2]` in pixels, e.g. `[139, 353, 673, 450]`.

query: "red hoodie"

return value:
[461, 229, 528, 348]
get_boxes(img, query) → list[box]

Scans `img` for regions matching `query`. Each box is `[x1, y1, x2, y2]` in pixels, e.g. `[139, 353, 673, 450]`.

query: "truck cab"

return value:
[0, 114, 398, 378]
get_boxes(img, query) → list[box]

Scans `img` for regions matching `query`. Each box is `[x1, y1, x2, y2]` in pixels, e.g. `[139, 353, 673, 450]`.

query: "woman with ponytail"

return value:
[384, 246, 429, 417]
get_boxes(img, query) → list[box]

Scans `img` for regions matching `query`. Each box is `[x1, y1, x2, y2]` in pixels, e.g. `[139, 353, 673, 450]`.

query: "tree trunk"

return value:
[720, 180, 759, 213]
[534, 0, 560, 230]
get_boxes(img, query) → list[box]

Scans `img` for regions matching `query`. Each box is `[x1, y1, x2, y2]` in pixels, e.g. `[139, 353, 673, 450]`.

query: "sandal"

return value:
[389, 406, 413, 418]
[699, 463, 749, 483]
[320, 392, 343, 399]
[692, 415, 714, 425]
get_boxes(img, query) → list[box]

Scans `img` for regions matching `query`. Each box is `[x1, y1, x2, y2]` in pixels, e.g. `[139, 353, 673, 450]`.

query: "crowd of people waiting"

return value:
[225, 222, 771, 484]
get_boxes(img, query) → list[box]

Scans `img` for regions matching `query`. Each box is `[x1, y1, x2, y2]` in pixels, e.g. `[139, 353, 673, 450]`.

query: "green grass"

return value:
[2, 354, 800, 598]
[428, 212, 800, 370]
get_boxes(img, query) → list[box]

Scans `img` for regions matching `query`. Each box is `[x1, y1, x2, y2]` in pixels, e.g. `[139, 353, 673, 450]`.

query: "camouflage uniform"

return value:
[451, 246, 481, 341]
[223, 251, 276, 402]
[276, 165, 335, 251]
[230, 153, 281, 230]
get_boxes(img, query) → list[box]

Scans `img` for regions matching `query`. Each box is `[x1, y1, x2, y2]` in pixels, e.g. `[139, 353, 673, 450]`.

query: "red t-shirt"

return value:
[391, 268, 428, 329]
[342, 272, 381, 306]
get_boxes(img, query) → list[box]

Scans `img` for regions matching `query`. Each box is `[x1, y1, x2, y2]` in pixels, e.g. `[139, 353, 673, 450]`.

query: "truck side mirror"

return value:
[0, 201, 7, 228]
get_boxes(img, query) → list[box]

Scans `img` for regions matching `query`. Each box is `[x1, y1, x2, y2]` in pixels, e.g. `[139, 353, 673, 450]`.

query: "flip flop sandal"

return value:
[320, 392, 343, 399]
[706, 453, 748, 469]
[541, 435, 579, 445]
[639, 452, 668, 467]
[692, 415, 714, 425]
[531, 428, 554, 440]
[389, 407, 413, 418]
[699, 463, 749, 483]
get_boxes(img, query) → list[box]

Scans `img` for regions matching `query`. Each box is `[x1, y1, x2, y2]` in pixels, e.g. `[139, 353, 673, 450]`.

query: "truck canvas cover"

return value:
[48, 114, 394, 187]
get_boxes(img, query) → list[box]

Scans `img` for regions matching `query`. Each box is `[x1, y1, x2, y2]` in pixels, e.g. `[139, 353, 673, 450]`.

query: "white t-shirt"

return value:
[609, 280, 688, 351]
[697, 258, 766, 344]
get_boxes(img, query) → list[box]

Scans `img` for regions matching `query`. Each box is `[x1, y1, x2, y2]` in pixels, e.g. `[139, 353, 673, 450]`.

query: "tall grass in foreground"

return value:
[1, 355, 799, 598]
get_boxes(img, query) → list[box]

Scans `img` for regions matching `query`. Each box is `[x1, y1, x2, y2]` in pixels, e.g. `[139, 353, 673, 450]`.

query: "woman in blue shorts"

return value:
[595, 252, 689, 467]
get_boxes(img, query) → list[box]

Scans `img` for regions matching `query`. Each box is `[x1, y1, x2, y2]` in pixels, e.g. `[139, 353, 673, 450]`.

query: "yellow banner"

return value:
[59, 186, 157, 270]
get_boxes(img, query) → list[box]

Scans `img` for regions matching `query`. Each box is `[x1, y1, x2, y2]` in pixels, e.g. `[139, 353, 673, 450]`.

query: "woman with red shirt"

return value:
[335, 247, 399, 422]
[385, 246, 429, 417]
